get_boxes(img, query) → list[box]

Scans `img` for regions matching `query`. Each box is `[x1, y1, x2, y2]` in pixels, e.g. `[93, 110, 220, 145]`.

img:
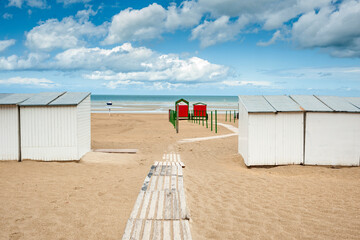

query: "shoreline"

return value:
[91, 110, 238, 114]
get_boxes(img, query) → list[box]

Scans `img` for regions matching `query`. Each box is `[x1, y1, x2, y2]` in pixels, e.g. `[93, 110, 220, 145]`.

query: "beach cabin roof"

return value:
[0, 93, 12, 99]
[238, 95, 276, 113]
[0, 93, 34, 105]
[175, 98, 189, 105]
[316, 95, 360, 112]
[290, 95, 332, 112]
[193, 102, 207, 106]
[345, 97, 360, 109]
[49, 92, 91, 106]
[264, 95, 302, 112]
[19, 92, 65, 106]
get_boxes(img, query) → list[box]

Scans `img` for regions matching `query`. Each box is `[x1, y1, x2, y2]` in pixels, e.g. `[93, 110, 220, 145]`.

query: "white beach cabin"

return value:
[238, 95, 304, 166]
[19, 92, 91, 161]
[291, 95, 360, 166]
[0, 94, 33, 160]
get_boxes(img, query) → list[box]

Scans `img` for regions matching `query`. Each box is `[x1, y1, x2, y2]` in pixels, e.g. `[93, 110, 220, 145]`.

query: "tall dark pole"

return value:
[176, 104, 179, 133]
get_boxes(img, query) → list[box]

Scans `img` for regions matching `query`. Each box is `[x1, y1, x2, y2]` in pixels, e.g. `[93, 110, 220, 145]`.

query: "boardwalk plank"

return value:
[166, 164, 172, 176]
[122, 219, 134, 240]
[171, 163, 177, 175]
[171, 175, 177, 190]
[142, 220, 152, 240]
[164, 190, 173, 220]
[163, 221, 171, 240]
[154, 164, 161, 176]
[140, 191, 151, 219]
[131, 219, 143, 240]
[94, 149, 138, 153]
[152, 221, 162, 240]
[142, 166, 155, 191]
[130, 191, 145, 219]
[156, 191, 164, 220]
[160, 165, 166, 176]
[164, 176, 170, 190]
[177, 165, 183, 176]
[153, 221, 162, 240]
[148, 191, 158, 219]
[157, 176, 163, 191]
[173, 220, 181, 240]
[179, 189, 188, 220]
[178, 176, 184, 191]
[182, 220, 192, 240]
[173, 190, 180, 219]
[149, 176, 157, 192]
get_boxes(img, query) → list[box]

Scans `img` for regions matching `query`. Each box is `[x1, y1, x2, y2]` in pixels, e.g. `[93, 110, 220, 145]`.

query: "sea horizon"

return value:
[91, 94, 238, 114]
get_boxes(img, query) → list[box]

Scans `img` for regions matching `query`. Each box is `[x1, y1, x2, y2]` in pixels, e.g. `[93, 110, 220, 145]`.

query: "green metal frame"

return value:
[169, 110, 177, 128]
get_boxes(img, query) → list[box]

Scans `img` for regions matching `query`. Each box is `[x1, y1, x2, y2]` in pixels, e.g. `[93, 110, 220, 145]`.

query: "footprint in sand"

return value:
[9, 232, 24, 240]
[15, 218, 25, 223]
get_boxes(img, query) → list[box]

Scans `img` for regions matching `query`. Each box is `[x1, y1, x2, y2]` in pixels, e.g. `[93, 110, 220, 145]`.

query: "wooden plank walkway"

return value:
[122, 152, 192, 240]
[93, 149, 138, 153]
[162, 153, 185, 168]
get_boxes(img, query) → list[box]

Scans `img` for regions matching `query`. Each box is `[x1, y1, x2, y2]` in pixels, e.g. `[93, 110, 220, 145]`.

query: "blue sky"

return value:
[0, 0, 359, 96]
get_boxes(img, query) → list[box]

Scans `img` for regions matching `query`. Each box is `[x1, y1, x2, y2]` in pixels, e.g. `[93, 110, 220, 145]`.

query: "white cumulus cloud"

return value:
[3, 13, 13, 19]
[103, 2, 202, 44]
[103, 3, 167, 44]
[53, 43, 154, 71]
[222, 80, 271, 87]
[25, 14, 106, 51]
[0, 43, 229, 86]
[82, 48, 228, 84]
[0, 77, 56, 88]
[292, 0, 360, 57]
[8, 0, 47, 8]
[191, 15, 249, 48]
[102, 0, 335, 49]
[257, 30, 282, 46]
[8, 0, 24, 7]
[57, 0, 91, 5]
[104, 80, 144, 89]
[0, 39, 16, 52]
[0, 52, 49, 70]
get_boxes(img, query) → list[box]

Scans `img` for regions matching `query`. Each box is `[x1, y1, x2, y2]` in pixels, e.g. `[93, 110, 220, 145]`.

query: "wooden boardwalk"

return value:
[122, 153, 192, 240]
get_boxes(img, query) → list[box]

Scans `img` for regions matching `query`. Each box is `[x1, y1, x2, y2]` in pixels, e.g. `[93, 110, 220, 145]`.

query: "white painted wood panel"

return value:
[238, 99, 249, 165]
[76, 95, 91, 159]
[0, 106, 19, 160]
[305, 113, 360, 166]
[275, 113, 304, 165]
[248, 113, 276, 165]
[20, 106, 78, 161]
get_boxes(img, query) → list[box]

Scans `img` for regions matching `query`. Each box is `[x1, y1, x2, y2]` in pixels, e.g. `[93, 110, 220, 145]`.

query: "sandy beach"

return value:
[1, 113, 360, 240]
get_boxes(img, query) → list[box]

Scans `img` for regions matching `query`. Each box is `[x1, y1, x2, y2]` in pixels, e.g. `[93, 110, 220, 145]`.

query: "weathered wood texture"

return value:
[122, 153, 191, 240]
[93, 149, 138, 153]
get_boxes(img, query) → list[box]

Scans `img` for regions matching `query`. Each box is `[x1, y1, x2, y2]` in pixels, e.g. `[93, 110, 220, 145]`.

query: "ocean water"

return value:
[91, 95, 238, 113]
